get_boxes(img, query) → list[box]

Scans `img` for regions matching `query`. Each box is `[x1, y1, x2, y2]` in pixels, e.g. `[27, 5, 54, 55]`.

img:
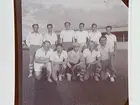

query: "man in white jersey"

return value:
[34, 41, 53, 82]
[83, 41, 101, 81]
[50, 43, 68, 81]
[60, 22, 75, 51]
[67, 43, 86, 81]
[88, 23, 102, 45]
[105, 26, 117, 73]
[26, 24, 43, 77]
[43, 24, 57, 50]
[98, 36, 115, 82]
[75, 23, 89, 52]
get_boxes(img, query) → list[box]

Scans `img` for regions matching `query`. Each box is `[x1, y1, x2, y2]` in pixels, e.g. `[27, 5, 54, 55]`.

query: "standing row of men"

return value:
[26, 22, 117, 82]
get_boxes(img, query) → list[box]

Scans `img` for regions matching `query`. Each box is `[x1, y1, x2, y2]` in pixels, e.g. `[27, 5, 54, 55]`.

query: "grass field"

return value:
[22, 49, 128, 105]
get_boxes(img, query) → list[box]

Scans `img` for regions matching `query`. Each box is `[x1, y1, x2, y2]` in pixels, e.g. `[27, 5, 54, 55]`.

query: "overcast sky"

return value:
[22, 0, 128, 39]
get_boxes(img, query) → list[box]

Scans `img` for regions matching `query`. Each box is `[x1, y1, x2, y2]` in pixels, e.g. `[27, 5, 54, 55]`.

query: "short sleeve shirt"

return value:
[34, 48, 53, 65]
[43, 32, 57, 45]
[75, 31, 89, 43]
[50, 50, 68, 63]
[105, 34, 117, 52]
[88, 31, 102, 44]
[60, 30, 75, 42]
[35, 48, 53, 58]
[68, 50, 84, 64]
[83, 48, 101, 64]
[26, 32, 43, 47]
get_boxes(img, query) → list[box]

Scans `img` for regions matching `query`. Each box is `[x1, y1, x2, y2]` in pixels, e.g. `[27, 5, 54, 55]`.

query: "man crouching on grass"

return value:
[67, 43, 86, 81]
[83, 41, 101, 81]
[34, 41, 53, 82]
[50, 43, 68, 82]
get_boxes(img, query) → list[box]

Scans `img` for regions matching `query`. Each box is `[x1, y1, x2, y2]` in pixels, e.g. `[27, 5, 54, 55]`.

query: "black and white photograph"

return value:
[22, 0, 128, 105]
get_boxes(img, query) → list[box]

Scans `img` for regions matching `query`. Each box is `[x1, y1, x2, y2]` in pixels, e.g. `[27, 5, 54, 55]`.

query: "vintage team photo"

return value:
[22, 0, 128, 105]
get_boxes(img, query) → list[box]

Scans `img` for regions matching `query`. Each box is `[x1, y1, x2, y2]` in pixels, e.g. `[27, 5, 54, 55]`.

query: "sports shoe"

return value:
[67, 74, 72, 81]
[28, 73, 32, 78]
[48, 78, 53, 82]
[110, 77, 115, 82]
[59, 76, 62, 81]
[77, 73, 80, 76]
[79, 77, 84, 82]
[94, 76, 99, 81]
[106, 72, 111, 77]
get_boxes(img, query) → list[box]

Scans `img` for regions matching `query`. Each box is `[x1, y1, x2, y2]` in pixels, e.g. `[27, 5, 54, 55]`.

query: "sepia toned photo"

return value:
[21, 0, 128, 105]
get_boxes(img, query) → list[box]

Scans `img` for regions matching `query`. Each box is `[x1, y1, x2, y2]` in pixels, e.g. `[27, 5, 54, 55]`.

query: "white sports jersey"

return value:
[89, 31, 102, 44]
[26, 32, 43, 47]
[83, 48, 101, 64]
[43, 32, 57, 45]
[75, 30, 89, 43]
[105, 34, 117, 52]
[34, 48, 53, 71]
[50, 50, 68, 63]
[60, 30, 75, 42]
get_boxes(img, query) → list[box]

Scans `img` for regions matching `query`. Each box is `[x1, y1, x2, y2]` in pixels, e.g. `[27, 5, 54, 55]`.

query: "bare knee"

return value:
[35, 71, 42, 80]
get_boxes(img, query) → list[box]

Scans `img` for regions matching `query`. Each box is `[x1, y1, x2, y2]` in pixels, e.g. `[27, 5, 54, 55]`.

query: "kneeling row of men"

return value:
[33, 35, 116, 82]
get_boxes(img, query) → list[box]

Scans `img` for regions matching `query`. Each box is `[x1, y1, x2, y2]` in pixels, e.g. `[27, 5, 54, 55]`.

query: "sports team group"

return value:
[26, 22, 117, 83]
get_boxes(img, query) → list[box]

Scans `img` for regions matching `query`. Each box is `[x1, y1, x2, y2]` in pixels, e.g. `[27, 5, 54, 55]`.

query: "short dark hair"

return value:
[106, 25, 112, 29]
[56, 43, 63, 48]
[79, 23, 85, 27]
[91, 23, 97, 27]
[32, 24, 39, 28]
[43, 40, 51, 45]
[64, 22, 71, 26]
[47, 24, 53, 28]
[99, 35, 107, 42]
[89, 40, 96, 44]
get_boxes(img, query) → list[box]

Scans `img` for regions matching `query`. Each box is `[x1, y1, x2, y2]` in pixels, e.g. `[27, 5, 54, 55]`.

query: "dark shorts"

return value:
[101, 59, 112, 71]
[83, 64, 97, 80]
[29, 45, 41, 56]
[62, 42, 73, 52]
[66, 62, 81, 75]
[86, 64, 97, 74]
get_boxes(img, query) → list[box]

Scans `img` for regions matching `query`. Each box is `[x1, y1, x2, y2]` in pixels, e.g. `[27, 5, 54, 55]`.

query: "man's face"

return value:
[33, 25, 39, 32]
[65, 23, 70, 30]
[79, 24, 84, 31]
[92, 25, 97, 31]
[47, 25, 53, 32]
[43, 42, 50, 50]
[106, 27, 111, 34]
[74, 46, 79, 52]
[100, 38, 107, 46]
[89, 41, 95, 49]
[57, 46, 63, 53]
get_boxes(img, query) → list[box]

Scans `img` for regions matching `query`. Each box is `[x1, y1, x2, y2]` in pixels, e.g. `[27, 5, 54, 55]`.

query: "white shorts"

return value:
[34, 62, 52, 73]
